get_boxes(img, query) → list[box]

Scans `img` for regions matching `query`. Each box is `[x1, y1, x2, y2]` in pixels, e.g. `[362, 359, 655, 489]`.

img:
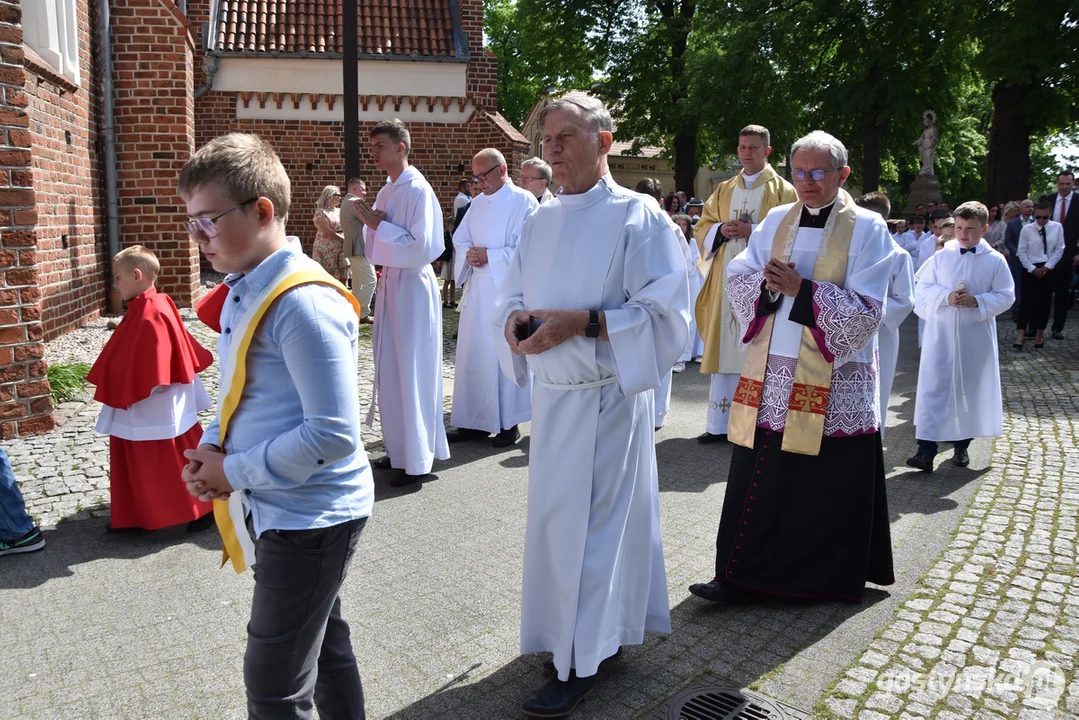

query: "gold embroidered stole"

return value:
[727, 189, 857, 456]
[214, 268, 361, 573]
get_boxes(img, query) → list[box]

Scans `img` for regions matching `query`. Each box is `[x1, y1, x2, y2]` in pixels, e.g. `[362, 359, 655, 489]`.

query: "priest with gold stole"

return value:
[689, 131, 896, 604]
[694, 125, 797, 443]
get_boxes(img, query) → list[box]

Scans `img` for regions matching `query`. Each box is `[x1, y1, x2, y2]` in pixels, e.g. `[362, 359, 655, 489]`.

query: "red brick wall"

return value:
[111, 0, 199, 305]
[0, 2, 53, 437]
[185, 0, 525, 253]
[25, 0, 108, 341]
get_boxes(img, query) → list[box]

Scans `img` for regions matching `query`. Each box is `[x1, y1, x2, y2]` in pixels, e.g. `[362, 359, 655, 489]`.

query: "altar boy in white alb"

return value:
[907, 202, 1014, 473]
[494, 95, 690, 718]
[357, 119, 450, 485]
[449, 148, 536, 447]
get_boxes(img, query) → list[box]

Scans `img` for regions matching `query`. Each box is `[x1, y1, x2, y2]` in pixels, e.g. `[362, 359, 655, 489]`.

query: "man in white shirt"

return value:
[494, 94, 689, 717]
[1043, 171, 1077, 338]
[356, 119, 451, 486]
[1015, 201, 1065, 348]
[453, 179, 471, 213]
[448, 149, 537, 447]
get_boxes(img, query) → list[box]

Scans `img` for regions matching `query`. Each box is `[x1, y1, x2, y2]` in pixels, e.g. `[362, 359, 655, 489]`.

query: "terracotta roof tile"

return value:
[214, 0, 457, 57]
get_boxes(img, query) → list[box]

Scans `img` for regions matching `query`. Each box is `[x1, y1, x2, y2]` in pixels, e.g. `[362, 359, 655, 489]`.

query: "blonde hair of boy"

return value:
[114, 245, 160, 279]
[178, 133, 291, 221]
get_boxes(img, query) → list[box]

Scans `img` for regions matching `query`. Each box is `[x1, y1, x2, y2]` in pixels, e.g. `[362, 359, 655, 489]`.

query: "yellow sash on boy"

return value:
[727, 189, 857, 456]
[213, 267, 361, 573]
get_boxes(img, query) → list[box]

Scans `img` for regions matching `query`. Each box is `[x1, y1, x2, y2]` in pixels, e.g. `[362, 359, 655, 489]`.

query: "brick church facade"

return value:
[1, 0, 527, 437]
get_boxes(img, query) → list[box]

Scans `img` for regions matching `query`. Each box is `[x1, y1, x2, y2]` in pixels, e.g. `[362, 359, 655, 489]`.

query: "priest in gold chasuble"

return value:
[694, 125, 797, 443]
[689, 132, 896, 604]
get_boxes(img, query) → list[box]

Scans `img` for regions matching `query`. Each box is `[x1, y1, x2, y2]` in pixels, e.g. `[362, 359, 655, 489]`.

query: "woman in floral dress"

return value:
[312, 185, 347, 282]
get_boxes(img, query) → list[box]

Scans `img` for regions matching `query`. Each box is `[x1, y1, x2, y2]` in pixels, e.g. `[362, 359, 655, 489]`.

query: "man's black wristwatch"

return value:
[584, 309, 601, 338]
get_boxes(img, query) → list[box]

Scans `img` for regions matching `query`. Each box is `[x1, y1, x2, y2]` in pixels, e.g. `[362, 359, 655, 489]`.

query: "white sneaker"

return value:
[672, 361, 686, 373]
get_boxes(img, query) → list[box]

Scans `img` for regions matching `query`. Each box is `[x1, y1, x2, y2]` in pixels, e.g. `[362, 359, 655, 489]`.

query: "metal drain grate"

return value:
[650, 675, 809, 720]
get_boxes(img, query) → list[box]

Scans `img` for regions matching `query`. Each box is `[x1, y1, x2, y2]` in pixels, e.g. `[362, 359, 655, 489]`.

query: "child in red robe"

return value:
[88, 245, 216, 532]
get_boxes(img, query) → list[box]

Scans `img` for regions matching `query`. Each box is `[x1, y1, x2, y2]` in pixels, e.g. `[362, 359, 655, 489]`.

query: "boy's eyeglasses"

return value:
[186, 198, 258, 238]
[1034, 214, 1051, 220]
[791, 169, 837, 182]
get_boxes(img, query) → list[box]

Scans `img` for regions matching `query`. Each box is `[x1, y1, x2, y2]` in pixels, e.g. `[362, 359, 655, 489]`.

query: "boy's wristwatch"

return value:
[584, 309, 601, 338]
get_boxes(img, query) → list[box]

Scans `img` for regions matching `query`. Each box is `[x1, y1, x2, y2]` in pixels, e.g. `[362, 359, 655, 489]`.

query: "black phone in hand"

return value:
[515, 315, 543, 341]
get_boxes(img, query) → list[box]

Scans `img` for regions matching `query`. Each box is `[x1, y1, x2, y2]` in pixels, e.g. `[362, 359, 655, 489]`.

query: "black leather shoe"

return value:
[371, 456, 392, 470]
[906, 452, 934, 472]
[389, 471, 432, 488]
[543, 648, 622, 676]
[446, 427, 489, 443]
[687, 579, 752, 605]
[522, 672, 596, 718]
[1052, 331, 1064, 340]
[953, 448, 970, 467]
[186, 512, 216, 533]
[697, 432, 727, 444]
[492, 425, 521, 448]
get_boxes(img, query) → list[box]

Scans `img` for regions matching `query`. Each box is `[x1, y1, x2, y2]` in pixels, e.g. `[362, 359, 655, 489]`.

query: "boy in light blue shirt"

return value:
[180, 133, 372, 719]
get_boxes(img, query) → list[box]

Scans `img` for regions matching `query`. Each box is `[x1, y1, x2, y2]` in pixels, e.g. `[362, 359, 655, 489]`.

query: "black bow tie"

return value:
[960, 247, 976, 255]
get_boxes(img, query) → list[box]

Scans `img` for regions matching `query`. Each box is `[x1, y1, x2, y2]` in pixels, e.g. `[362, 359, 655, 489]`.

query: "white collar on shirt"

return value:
[805, 196, 839, 216]
[741, 168, 764, 186]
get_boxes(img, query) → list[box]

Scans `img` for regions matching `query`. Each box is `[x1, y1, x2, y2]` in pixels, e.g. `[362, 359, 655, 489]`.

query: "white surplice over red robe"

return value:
[363, 165, 450, 474]
[494, 174, 690, 680]
[89, 287, 214, 529]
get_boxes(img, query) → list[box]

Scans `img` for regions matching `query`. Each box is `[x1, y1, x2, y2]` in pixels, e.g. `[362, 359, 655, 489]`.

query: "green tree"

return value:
[963, 0, 1079, 203]
[482, 0, 615, 127]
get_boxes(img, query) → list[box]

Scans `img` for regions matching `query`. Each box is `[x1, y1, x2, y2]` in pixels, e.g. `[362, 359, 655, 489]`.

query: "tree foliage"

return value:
[481, 0, 1079, 204]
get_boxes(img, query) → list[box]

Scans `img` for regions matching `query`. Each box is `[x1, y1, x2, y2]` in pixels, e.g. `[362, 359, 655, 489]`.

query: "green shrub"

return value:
[47, 362, 92, 404]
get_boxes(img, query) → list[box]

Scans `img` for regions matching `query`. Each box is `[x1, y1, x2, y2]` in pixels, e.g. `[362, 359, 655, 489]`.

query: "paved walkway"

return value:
[817, 326, 1079, 720]
[1, 312, 1076, 719]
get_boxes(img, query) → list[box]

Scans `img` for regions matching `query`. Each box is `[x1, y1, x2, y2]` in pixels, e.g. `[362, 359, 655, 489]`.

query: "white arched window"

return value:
[21, 0, 80, 85]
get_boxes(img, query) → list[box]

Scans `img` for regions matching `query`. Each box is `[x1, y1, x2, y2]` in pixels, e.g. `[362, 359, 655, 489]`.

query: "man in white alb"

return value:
[356, 119, 450, 486]
[448, 149, 536, 447]
[494, 95, 690, 718]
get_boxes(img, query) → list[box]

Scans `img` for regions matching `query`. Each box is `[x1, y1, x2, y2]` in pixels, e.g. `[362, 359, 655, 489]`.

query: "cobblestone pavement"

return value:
[1, 313, 1075, 719]
[12, 306, 460, 529]
[817, 323, 1079, 720]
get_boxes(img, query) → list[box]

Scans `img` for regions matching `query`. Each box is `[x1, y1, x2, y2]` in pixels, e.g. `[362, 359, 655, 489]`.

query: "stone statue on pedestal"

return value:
[914, 110, 937, 176]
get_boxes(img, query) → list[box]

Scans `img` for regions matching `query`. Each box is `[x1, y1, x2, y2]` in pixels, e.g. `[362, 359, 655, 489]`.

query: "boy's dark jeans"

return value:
[245, 516, 368, 720]
[917, 439, 971, 457]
